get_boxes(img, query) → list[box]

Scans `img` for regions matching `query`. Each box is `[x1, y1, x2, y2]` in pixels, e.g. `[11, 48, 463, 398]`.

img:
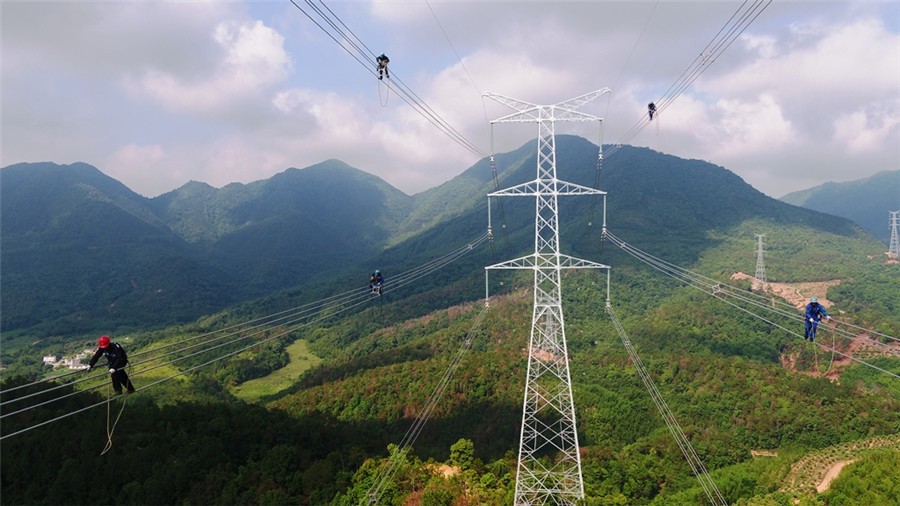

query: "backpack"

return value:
[106, 342, 128, 365]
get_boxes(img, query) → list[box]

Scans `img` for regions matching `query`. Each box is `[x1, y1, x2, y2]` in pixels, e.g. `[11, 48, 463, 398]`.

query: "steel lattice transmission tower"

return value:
[889, 211, 899, 259]
[754, 233, 768, 290]
[484, 89, 611, 505]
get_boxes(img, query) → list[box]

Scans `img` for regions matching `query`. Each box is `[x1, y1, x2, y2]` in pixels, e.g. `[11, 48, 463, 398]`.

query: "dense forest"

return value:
[2, 242, 897, 504]
[2, 141, 898, 504]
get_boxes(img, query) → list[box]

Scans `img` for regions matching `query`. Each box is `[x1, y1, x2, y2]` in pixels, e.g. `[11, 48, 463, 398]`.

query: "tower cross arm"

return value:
[488, 180, 541, 197]
[484, 253, 609, 270]
[556, 181, 606, 196]
[554, 88, 612, 111]
[483, 91, 539, 114]
[550, 110, 604, 123]
[489, 180, 606, 197]
[485, 253, 540, 270]
[484, 89, 611, 123]
[557, 254, 610, 269]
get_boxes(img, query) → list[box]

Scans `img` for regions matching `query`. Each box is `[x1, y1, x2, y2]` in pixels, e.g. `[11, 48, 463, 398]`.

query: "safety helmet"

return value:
[809, 296, 818, 303]
[375, 270, 381, 275]
[98, 335, 110, 348]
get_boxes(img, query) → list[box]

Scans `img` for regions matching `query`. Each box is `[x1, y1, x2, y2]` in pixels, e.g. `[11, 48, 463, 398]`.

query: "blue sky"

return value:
[2, 1, 898, 198]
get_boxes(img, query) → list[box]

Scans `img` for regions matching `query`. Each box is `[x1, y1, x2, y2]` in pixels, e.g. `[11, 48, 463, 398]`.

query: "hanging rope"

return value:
[824, 328, 837, 375]
[587, 121, 604, 227]
[813, 340, 819, 373]
[487, 124, 512, 258]
[378, 78, 389, 107]
[100, 379, 128, 456]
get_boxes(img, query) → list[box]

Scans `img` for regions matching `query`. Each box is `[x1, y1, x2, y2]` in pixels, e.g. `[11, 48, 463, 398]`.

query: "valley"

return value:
[2, 140, 897, 505]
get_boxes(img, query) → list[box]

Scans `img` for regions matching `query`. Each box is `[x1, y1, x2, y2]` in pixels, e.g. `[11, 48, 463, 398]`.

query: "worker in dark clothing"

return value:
[648, 102, 657, 120]
[376, 54, 390, 80]
[88, 335, 135, 395]
[370, 270, 384, 294]
[803, 296, 833, 341]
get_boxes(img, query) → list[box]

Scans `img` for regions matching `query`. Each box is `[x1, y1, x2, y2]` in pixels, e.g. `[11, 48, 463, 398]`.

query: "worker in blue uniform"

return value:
[804, 296, 833, 341]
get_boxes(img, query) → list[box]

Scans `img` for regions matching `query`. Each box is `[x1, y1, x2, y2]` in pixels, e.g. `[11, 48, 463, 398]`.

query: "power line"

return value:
[365, 306, 487, 504]
[604, 230, 900, 380]
[603, 230, 898, 348]
[607, 302, 727, 505]
[0, 234, 489, 439]
[289, 0, 486, 159]
[605, 0, 661, 117]
[424, 0, 483, 100]
[607, 0, 772, 158]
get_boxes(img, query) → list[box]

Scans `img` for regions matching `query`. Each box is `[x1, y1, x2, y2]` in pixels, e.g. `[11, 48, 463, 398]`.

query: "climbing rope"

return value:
[822, 324, 838, 375]
[100, 377, 128, 456]
[813, 340, 819, 373]
[378, 78, 389, 107]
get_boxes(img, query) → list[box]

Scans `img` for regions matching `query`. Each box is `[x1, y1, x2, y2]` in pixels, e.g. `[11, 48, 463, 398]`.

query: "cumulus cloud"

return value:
[127, 20, 291, 115]
[105, 143, 170, 196]
[714, 94, 796, 156]
[833, 104, 900, 153]
[3, 1, 897, 200]
[1, 2, 235, 77]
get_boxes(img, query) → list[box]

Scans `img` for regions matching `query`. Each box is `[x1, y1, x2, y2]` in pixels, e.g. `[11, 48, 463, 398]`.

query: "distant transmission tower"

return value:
[484, 89, 611, 505]
[754, 233, 768, 290]
[889, 211, 899, 259]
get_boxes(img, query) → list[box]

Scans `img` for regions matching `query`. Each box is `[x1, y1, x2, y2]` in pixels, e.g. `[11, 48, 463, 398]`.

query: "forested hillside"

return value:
[2, 140, 897, 505]
[0, 162, 235, 335]
[780, 170, 900, 246]
[3, 259, 897, 504]
[1, 139, 872, 343]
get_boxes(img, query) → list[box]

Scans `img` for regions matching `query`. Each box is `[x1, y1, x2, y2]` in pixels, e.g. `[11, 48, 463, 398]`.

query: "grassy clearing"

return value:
[231, 339, 321, 403]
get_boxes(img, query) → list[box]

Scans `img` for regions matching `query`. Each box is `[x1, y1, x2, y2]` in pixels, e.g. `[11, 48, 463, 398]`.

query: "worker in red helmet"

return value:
[88, 335, 135, 395]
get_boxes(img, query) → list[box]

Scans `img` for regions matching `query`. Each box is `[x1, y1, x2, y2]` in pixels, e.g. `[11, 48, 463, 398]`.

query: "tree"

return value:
[450, 438, 475, 471]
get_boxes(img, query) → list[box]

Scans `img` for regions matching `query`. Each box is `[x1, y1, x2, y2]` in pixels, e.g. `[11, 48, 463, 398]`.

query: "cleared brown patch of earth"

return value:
[730, 272, 840, 308]
[816, 459, 856, 493]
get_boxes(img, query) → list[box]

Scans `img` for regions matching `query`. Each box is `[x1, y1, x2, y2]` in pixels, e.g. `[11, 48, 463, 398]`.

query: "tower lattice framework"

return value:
[484, 89, 611, 505]
[889, 211, 899, 259]
[755, 233, 767, 290]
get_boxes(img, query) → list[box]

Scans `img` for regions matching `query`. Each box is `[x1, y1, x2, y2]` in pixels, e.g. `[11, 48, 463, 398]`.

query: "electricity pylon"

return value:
[889, 211, 899, 259]
[484, 89, 611, 505]
[754, 233, 768, 290]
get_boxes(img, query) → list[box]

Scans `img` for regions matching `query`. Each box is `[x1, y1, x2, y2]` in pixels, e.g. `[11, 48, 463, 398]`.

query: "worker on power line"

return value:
[376, 54, 390, 80]
[370, 269, 384, 295]
[803, 296, 833, 341]
[648, 102, 657, 120]
[88, 335, 136, 395]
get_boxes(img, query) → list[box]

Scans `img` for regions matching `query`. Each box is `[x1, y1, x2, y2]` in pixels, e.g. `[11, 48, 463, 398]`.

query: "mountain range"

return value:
[2, 137, 897, 505]
[0, 136, 881, 339]
[780, 170, 899, 245]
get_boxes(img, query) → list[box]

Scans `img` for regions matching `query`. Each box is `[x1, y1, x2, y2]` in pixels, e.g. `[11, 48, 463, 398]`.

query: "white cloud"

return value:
[741, 33, 778, 59]
[105, 143, 170, 196]
[1, 2, 236, 78]
[833, 103, 900, 153]
[127, 20, 290, 115]
[715, 94, 796, 157]
[3, 1, 897, 200]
